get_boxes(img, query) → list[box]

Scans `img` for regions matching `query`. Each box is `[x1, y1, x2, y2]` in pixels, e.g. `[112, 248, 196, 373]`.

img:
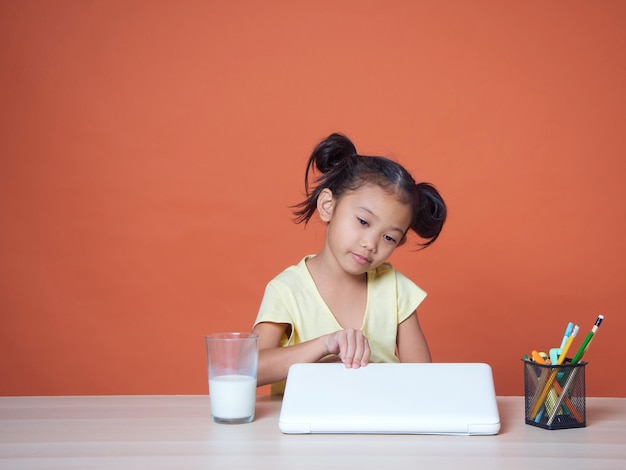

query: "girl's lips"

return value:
[351, 252, 370, 264]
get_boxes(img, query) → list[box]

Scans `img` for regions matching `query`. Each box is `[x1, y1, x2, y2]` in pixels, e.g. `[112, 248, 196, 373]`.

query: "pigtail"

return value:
[412, 182, 447, 248]
[293, 133, 356, 224]
[308, 133, 357, 177]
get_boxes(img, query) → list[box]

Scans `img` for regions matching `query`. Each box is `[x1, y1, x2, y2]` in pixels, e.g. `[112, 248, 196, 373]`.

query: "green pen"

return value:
[571, 315, 604, 364]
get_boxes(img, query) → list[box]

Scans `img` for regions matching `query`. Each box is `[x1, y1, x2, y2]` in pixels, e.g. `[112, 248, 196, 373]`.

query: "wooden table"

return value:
[1, 396, 625, 469]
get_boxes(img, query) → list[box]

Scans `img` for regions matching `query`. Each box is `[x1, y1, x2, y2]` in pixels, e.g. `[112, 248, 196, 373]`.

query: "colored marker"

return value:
[571, 315, 604, 364]
[531, 350, 547, 364]
[549, 348, 560, 365]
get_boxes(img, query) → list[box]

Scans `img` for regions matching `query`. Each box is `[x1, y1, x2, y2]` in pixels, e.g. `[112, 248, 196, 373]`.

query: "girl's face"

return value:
[323, 184, 412, 276]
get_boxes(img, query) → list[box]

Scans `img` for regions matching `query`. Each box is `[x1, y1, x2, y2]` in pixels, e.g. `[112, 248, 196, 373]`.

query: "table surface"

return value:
[1, 395, 625, 469]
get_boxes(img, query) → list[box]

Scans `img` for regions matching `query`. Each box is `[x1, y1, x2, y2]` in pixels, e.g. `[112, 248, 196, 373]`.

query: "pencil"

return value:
[546, 367, 581, 426]
[557, 325, 579, 364]
[529, 326, 579, 419]
[571, 315, 604, 364]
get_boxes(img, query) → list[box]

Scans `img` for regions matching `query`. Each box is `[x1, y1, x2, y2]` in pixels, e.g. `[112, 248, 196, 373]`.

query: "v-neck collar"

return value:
[300, 255, 370, 331]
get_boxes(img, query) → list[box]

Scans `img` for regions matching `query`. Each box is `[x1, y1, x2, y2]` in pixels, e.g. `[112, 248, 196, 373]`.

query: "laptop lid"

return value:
[279, 363, 500, 435]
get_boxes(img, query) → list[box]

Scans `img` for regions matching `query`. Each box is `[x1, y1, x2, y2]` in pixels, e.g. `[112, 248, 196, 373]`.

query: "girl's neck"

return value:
[305, 252, 368, 331]
[306, 251, 366, 287]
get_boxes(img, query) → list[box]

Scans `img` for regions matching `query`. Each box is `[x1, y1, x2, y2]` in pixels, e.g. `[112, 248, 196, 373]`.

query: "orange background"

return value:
[1, 1, 624, 397]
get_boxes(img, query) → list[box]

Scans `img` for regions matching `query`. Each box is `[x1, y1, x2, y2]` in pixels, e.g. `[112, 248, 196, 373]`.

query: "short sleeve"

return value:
[254, 281, 294, 328]
[395, 270, 427, 323]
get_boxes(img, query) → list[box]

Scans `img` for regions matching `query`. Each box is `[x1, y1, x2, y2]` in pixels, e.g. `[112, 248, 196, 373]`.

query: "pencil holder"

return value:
[523, 359, 586, 430]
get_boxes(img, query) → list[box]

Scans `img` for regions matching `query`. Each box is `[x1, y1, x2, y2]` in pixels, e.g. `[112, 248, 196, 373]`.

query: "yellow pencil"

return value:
[556, 325, 579, 365]
[529, 325, 579, 419]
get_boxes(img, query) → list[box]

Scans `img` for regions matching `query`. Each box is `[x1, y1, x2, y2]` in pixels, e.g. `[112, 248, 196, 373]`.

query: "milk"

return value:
[209, 374, 257, 419]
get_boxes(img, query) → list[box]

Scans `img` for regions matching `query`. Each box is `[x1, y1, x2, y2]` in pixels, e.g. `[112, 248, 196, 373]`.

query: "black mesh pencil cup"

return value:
[523, 359, 586, 430]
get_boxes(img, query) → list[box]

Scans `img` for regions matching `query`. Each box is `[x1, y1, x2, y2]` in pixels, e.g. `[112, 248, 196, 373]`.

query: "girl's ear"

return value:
[317, 188, 335, 223]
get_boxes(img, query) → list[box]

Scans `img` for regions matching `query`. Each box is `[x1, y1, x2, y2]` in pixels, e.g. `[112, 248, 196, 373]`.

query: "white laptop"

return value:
[279, 363, 500, 435]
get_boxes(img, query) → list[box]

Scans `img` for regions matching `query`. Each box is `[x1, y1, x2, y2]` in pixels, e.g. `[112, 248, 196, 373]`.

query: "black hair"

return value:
[292, 133, 446, 248]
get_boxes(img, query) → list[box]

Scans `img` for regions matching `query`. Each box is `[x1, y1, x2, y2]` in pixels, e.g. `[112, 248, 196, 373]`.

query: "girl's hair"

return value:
[293, 133, 446, 248]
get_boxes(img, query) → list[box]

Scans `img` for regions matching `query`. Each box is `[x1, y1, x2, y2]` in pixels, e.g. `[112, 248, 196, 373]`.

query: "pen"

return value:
[559, 322, 574, 350]
[556, 325, 579, 365]
[571, 315, 604, 364]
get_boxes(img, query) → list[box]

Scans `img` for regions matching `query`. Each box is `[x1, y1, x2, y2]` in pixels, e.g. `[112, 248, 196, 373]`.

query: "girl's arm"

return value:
[253, 321, 371, 387]
[396, 311, 432, 362]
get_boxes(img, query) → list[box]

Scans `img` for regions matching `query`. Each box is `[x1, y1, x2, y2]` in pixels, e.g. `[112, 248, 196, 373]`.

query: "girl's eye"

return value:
[357, 217, 368, 226]
[384, 234, 397, 244]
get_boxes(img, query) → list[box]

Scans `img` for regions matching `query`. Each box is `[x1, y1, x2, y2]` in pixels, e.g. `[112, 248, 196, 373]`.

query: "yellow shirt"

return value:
[254, 255, 427, 394]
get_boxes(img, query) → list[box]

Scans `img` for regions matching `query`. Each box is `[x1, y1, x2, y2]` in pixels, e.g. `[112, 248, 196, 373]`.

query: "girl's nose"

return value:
[361, 236, 376, 252]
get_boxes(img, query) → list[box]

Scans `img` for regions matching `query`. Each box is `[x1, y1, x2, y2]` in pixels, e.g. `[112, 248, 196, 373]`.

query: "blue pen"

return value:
[559, 322, 574, 350]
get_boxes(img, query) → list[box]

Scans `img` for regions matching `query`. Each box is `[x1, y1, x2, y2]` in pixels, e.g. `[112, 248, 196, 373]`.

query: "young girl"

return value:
[253, 133, 446, 394]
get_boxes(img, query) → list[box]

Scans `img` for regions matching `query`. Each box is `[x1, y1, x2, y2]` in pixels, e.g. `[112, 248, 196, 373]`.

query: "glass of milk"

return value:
[206, 332, 259, 424]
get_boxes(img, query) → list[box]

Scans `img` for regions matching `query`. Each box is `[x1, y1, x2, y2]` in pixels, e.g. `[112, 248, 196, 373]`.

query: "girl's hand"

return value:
[325, 329, 370, 368]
